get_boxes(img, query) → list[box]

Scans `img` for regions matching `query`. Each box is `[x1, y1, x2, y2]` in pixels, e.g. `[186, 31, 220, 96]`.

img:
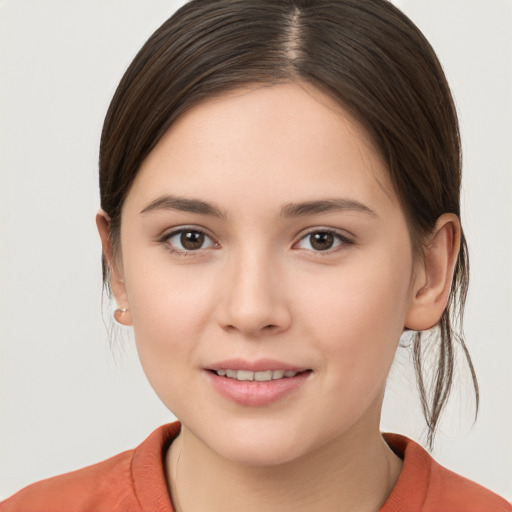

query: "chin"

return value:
[189, 416, 319, 467]
[218, 437, 305, 467]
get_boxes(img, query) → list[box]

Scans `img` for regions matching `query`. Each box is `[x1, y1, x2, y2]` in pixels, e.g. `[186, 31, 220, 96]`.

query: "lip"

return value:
[205, 358, 309, 373]
[204, 358, 312, 407]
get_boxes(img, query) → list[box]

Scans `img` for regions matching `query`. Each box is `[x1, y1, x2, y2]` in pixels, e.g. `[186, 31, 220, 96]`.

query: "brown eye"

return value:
[296, 230, 349, 252]
[181, 230, 205, 250]
[165, 229, 216, 253]
[310, 232, 335, 251]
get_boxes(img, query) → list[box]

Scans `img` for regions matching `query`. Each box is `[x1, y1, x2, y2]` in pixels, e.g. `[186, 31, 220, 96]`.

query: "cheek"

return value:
[298, 253, 413, 386]
[122, 260, 222, 415]
[296, 274, 409, 440]
[122, 251, 217, 370]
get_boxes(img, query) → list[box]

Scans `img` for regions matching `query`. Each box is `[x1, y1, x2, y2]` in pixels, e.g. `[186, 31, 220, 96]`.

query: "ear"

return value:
[405, 213, 460, 331]
[96, 210, 133, 326]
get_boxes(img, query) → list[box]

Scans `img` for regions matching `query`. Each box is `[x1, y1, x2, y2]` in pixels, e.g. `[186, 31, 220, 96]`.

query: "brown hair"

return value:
[99, 0, 478, 448]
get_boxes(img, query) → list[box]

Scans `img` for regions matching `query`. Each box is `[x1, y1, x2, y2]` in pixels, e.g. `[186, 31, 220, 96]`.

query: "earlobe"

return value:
[96, 210, 133, 326]
[405, 213, 460, 331]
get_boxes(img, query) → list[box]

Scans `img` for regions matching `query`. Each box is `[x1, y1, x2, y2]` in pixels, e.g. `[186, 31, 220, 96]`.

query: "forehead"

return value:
[126, 83, 398, 216]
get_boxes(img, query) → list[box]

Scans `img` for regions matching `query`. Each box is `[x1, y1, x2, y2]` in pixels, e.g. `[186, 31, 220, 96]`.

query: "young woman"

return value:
[1, 1, 510, 511]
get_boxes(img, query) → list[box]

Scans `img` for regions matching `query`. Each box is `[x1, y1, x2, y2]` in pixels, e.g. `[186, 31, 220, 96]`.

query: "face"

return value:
[113, 83, 419, 465]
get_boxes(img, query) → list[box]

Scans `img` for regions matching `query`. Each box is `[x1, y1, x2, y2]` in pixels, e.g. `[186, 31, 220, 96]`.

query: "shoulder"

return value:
[0, 450, 135, 512]
[381, 434, 512, 512]
[0, 423, 181, 512]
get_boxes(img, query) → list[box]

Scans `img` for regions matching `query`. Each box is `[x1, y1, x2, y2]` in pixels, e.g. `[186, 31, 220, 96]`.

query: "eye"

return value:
[295, 230, 351, 252]
[164, 228, 217, 253]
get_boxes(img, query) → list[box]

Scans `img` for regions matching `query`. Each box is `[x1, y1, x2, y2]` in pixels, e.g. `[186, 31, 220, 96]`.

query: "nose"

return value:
[216, 249, 292, 337]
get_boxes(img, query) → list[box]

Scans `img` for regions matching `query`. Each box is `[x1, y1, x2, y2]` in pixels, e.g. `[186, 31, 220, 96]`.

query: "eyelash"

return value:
[159, 227, 218, 257]
[159, 227, 354, 257]
[294, 229, 354, 255]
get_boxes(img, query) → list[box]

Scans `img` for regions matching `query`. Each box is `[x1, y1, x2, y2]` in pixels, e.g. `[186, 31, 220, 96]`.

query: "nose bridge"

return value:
[218, 243, 290, 335]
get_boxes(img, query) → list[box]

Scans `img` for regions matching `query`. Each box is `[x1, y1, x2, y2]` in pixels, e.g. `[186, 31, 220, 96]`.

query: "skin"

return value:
[97, 83, 460, 512]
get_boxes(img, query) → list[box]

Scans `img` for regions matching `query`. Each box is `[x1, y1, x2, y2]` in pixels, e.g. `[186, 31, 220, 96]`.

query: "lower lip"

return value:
[206, 371, 311, 406]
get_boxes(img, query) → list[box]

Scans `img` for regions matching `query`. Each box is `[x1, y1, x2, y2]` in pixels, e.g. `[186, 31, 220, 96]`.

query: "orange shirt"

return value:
[1, 422, 510, 512]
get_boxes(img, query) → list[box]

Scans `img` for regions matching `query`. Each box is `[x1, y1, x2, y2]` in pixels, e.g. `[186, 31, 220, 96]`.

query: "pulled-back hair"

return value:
[99, 0, 478, 448]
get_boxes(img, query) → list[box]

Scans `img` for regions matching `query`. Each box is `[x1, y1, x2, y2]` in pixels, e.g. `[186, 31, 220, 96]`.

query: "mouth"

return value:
[209, 369, 310, 381]
[205, 361, 312, 406]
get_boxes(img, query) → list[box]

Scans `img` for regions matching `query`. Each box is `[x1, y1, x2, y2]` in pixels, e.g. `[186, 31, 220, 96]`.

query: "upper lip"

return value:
[205, 358, 310, 372]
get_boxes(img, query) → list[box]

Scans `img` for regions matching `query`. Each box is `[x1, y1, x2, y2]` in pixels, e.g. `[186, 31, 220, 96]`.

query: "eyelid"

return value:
[159, 226, 219, 255]
[158, 225, 353, 256]
[293, 227, 355, 253]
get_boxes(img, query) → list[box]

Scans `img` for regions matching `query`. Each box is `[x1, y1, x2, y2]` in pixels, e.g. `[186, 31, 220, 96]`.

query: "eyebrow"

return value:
[140, 195, 227, 218]
[280, 198, 377, 218]
[140, 194, 377, 219]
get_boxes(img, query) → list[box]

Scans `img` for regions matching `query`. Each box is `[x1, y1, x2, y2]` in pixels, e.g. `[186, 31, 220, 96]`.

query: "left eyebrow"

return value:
[280, 198, 378, 218]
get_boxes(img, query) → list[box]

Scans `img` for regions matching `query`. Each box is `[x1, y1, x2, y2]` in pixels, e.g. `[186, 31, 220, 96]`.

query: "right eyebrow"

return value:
[139, 194, 227, 219]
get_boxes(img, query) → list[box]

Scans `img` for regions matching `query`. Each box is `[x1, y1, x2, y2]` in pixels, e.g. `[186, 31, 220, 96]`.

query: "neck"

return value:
[166, 417, 402, 512]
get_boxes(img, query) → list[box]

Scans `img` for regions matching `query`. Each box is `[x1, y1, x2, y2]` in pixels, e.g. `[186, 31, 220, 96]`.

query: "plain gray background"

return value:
[1, 0, 511, 501]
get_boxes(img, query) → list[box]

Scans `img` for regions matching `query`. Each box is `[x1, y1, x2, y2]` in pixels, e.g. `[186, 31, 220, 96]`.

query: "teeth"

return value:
[215, 369, 300, 381]
[237, 370, 254, 381]
[254, 370, 272, 381]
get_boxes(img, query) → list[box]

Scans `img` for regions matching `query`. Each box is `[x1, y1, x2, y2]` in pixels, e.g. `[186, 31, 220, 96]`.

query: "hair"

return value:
[99, 0, 478, 448]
